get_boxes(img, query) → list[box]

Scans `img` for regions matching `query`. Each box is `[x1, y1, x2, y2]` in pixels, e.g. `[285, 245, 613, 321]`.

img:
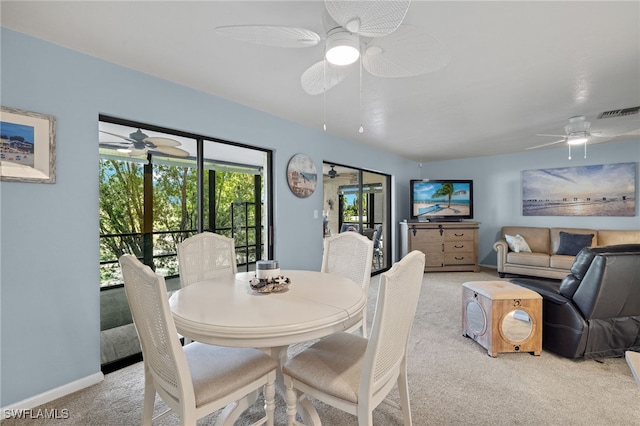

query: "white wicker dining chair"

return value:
[284, 250, 426, 426]
[177, 232, 238, 287]
[119, 254, 276, 426]
[321, 231, 374, 337]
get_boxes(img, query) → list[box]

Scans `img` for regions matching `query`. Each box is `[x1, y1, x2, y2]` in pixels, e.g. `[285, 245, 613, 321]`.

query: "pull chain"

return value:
[323, 59, 327, 131]
[359, 54, 364, 134]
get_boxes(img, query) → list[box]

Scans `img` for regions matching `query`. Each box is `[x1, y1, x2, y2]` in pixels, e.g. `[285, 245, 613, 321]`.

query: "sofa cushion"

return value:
[507, 251, 550, 268]
[502, 227, 550, 254]
[597, 230, 640, 246]
[505, 234, 531, 253]
[550, 254, 574, 271]
[556, 231, 594, 256]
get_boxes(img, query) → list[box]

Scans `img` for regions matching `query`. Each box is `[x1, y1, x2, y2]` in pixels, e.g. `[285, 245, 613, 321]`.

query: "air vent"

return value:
[598, 106, 640, 119]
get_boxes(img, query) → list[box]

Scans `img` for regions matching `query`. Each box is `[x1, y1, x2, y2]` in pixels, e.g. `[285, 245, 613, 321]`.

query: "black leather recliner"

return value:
[510, 244, 640, 359]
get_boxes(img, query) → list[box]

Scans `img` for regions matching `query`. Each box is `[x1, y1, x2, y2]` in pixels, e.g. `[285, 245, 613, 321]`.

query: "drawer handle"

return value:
[454, 245, 464, 248]
[454, 233, 465, 237]
[455, 256, 465, 260]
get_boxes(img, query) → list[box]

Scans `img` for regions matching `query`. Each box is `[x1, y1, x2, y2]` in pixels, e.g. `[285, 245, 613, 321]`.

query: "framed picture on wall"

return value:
[522, 162, 636, 216]
[287, 153, 317, 198]
[0, 106, 56, 183]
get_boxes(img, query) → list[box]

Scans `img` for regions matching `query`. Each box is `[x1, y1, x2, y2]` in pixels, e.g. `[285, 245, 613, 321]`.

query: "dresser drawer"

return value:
[444, 241, 473, 252]
[444, 252, 475, 265]
[444, 229, 474, 241]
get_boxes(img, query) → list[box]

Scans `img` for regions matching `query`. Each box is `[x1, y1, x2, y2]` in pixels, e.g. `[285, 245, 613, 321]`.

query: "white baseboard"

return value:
[1, 372, 104, 412]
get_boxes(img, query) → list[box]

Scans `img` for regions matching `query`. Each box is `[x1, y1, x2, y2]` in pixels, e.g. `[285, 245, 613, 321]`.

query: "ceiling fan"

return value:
[528, 116, 612, 150]
[215, 0, 450, 96]
[99, 129, 189, 157]
[328, 164, 339, 178]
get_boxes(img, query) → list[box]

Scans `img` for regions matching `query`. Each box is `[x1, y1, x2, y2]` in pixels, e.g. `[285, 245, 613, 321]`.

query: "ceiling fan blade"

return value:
[362, 25, 450, 77]
[99, 142, 137, 153]
[324, 0, 410, 37]
[215, 25, 320, 48]
[99, 130, 136, 143]
[143, 136, 181, 147]
[301, 60, 353, 95]
[535, 133, 566, 138]
[152, 145, 190, 158]
[586, 136, 614, 145]
[526, 139, 566, 150]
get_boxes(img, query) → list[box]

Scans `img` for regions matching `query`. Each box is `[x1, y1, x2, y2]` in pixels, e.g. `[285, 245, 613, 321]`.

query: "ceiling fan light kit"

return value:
[567, 132, 589, 145]
[325, 30, 360, 65]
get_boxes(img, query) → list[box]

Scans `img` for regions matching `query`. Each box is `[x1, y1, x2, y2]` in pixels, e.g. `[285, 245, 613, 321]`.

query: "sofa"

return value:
[510, 244, 640, 359]
[493, 226, 640, 279]
[100, 277, 180, 368]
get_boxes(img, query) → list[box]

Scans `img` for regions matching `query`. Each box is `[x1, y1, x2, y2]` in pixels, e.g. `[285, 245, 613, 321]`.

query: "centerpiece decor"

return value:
[250, 260, 290, 292]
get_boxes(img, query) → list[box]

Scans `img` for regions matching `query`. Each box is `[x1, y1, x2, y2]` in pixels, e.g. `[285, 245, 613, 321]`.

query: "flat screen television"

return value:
[410, 179, 474, 221]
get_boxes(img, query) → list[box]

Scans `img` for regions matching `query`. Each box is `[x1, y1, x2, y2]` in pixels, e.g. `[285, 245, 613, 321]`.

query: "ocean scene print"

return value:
[522, 162, 636, 216]
[0, 121, 35, 168]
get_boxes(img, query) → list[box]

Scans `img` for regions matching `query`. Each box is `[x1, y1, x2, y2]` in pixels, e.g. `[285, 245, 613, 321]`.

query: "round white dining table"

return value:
[168, 269, 366, 425]
[169, 270, 365, 348]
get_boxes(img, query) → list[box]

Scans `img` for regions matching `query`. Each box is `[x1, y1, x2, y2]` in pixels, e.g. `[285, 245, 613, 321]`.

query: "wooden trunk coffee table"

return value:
[462, 280, 542, 357]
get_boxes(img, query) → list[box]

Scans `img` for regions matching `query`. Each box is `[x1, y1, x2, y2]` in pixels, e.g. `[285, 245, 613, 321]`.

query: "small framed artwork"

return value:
[0, 106, 56, 183]
[287, 153, 317, 198]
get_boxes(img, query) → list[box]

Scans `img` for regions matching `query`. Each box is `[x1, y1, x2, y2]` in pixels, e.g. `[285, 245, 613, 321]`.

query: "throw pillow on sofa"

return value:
[556, 231, 594, 256]
[505, 234, 532, 253]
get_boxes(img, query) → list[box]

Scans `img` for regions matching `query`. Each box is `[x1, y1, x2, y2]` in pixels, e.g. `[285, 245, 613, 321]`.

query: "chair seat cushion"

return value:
[184, 343, 277, 408]
[283, 332, 367, 403]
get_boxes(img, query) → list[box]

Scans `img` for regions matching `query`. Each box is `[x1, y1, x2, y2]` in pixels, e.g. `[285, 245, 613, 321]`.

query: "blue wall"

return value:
[1, 27, 638, 407]
[0, 28, 418, 407]
[420, 140, 640, 265]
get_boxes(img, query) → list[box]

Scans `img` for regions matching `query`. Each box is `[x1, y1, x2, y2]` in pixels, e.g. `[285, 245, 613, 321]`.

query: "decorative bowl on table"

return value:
[249, 275, 291, 293]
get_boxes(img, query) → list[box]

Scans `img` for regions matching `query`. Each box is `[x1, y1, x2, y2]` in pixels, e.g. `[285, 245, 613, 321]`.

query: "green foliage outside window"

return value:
[99, 158, 261, 287]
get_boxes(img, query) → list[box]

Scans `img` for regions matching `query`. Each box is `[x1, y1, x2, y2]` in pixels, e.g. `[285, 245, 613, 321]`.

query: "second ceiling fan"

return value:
[529, 116, 610, 150]
[215, 0, 450, 95]
[99, 129, 189, 158]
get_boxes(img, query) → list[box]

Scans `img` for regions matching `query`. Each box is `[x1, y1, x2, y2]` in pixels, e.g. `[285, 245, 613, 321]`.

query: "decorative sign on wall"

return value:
[287, 153, 317, 198]
[0, 106, 56, 183]
[522, 162, 636, 216]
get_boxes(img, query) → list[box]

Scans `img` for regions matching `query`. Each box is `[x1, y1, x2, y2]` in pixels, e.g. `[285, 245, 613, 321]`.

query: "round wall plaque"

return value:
[287, 153, 317, 198]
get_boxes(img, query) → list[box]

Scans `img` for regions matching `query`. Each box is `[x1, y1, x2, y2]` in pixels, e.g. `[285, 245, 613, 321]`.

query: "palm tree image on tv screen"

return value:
[411, 180, 473, 221]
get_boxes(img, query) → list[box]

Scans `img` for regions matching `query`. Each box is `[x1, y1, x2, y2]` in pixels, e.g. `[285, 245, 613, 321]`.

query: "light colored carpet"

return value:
[6, 268, 639, 425]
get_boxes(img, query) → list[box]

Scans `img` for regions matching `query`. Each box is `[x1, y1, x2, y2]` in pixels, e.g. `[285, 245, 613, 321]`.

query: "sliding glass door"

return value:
[322, 162, 391, 273]
[98, 117, 273, 287]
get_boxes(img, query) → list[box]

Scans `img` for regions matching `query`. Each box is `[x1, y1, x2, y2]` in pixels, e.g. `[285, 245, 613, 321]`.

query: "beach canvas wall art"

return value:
[522, 162, 636, 216]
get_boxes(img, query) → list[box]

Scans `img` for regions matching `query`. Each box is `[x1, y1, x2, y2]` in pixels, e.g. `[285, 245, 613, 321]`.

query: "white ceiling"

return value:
[2, 1, 639, 162]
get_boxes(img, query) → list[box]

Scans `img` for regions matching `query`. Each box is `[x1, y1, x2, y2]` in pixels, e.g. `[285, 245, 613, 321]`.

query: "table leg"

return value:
[261, 346, 321, 425]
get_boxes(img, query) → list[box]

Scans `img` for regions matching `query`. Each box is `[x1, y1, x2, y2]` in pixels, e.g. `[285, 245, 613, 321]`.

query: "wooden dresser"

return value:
[408, 221, 480, 272]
